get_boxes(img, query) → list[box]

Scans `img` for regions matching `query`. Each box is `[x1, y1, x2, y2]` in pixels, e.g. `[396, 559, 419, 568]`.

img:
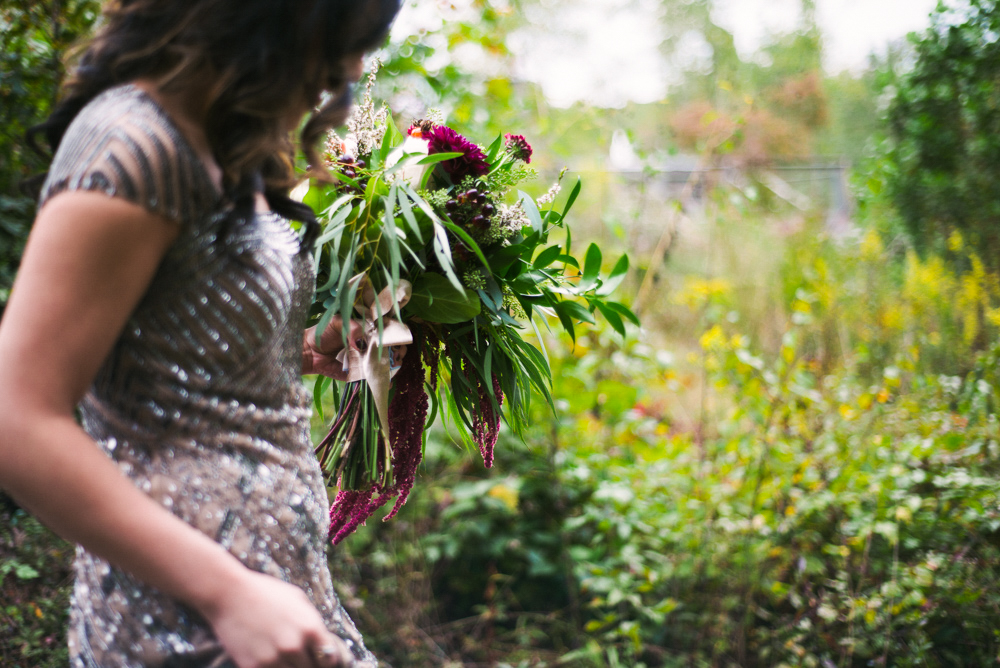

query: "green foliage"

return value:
[333, 331, 1000, 667]
[323, 198, 1000, 666]
[883, 0, 1000, 272]
[308, 108, 634, 456]
[0, 505, 73, 668]
[0, 1, 100, 312]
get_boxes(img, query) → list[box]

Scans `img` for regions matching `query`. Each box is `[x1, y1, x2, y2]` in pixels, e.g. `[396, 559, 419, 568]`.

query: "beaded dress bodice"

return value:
[40, 84, 376, 668]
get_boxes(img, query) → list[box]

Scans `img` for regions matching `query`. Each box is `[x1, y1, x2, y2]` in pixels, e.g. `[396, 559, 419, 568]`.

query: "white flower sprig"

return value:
[327, 59, 389, 160]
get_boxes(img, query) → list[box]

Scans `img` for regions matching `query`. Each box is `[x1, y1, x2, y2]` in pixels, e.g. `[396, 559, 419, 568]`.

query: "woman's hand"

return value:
[302, 317, 364, 379]
[205, 569, 353, 668]
[302, 316, 409, 379]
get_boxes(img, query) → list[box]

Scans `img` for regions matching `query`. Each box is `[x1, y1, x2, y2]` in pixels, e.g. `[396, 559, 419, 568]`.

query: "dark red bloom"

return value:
[473, 372, 503, 468]
[504, 134, 532, 163]
[426, 125, 490, 180]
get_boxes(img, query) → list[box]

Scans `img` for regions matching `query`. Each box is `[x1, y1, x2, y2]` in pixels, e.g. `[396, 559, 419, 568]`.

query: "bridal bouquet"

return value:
[302, 68, 636, 544]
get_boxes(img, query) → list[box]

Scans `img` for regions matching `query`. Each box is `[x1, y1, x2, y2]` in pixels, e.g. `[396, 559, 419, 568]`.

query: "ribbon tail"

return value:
[364, 346, 395, 485]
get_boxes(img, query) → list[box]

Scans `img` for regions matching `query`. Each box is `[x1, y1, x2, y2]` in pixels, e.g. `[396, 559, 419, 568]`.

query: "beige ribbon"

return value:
[335, 274, 413, 441]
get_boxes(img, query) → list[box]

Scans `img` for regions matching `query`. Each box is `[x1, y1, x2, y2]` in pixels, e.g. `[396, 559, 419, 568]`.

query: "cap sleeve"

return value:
[39, 85, 218, 227]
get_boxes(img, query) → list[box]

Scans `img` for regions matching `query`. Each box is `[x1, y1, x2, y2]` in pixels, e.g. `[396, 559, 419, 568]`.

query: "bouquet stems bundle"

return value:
[314, 379, 390, 490]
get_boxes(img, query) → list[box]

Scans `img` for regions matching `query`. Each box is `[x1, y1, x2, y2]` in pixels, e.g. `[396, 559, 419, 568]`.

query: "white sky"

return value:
[392, 0, 941, 108]
[713, 0, 940, 71]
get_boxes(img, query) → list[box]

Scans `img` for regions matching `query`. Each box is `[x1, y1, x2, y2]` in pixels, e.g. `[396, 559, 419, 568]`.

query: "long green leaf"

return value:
[554, 299, 596, 326]
[382, 190, 401, 287]
[416, 151, 463, 165]
[532, 244, 562, 270]
[562, 177, 582, 218]
[486, 134, 504, 162]
[596, 254, 629, 296]
[518, 191, 544, 233]
[581, 243, 602, 289]
[606, 301, 641, 326]
[438, 217, 489, 268]
[594, 300, 626, 337]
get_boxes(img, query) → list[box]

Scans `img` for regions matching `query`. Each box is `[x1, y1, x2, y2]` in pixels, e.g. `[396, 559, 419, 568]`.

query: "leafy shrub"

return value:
[882, 0, 1000, 273]
[0, 504, 73, 668]
[0, 0, 100, 312]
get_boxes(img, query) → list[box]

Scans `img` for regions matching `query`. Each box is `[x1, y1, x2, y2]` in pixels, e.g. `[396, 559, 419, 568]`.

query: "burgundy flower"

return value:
[504, 134, 533, 164]
[426, 125, 490, 181]
[473, 372, 503, 468]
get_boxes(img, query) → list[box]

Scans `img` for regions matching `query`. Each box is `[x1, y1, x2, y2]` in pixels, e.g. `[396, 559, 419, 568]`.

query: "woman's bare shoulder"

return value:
[0, 190, 179, 408]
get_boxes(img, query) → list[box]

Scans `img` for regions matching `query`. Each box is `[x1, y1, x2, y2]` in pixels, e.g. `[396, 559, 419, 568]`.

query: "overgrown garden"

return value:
[3, 1, 1000, 666]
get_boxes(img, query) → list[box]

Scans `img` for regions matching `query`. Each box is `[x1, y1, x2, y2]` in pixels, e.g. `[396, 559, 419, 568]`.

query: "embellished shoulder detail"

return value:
[39, 84, 219, 226]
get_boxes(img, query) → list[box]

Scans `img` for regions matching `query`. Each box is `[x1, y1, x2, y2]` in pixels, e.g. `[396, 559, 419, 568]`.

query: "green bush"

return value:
[0, 504, 73, 668]
[883, 0, 1000, 273]
[0, 0, 100, 311]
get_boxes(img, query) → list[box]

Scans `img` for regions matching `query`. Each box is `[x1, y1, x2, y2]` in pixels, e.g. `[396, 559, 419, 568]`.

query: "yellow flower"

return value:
[699, 325, 726, 351]
[860, 229, 883, 260]
[948, 229, 964, 252]
[488, 483, 519, 511]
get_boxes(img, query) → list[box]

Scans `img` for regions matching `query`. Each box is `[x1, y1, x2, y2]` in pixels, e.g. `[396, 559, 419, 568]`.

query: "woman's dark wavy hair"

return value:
[29, 0, 400, 250]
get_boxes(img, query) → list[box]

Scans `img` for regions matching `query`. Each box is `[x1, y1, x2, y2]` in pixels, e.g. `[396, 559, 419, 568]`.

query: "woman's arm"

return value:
[0, 192, 351, 668]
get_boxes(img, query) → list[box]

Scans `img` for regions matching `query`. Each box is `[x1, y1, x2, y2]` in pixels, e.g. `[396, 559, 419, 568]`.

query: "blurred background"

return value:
[4, 1, 1000, 666]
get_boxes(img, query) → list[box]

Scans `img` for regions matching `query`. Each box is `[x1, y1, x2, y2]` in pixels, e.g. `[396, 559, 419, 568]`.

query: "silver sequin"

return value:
[43, 84, 376, 668]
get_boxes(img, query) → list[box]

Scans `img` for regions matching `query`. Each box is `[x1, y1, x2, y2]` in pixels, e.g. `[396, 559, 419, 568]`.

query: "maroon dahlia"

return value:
[426, 125, 490, 180]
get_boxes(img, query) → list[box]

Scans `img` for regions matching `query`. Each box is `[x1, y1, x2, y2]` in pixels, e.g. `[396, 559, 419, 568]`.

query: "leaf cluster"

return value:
[883, 0, 1000, 272]
[306, 115, 637, 447]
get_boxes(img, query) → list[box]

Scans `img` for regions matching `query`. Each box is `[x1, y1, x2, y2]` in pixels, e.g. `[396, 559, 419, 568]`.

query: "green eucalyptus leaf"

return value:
[555, 307, 576, 343]
[490, 243, 527, 275]
[532, 244, 562, 270]
[606, 301, 641, 326]
[406, 272, 482, 323]
[581, 243, 602, 289]
[555, 254, 580, 270]
[518, 190, 544, 233]
[554, 299, 596, 325]
[596, 254, 629, 296]
[594, 300, 626, 337]
[562, 177, 582, 218]
[417, 151, 463, 165]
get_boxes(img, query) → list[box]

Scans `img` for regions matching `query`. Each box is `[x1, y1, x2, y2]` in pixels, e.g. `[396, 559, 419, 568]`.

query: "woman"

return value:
[0, 0, 400, 666]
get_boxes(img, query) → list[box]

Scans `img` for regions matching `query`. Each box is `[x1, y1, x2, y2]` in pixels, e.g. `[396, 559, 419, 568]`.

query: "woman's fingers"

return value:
[309, 634, 353, 667]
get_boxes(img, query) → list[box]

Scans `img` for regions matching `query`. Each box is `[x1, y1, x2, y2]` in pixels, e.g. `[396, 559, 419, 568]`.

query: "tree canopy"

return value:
[884, 0, 1000, 271]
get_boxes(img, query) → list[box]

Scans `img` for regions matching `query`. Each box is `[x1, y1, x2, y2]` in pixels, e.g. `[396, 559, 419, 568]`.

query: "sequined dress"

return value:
[39, 84, 377, 668]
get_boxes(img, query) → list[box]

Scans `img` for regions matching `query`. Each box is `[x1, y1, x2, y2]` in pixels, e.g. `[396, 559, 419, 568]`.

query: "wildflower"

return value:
[484, 202, 529, 244]
[324, 132, 358, 165]
[407, 119, 435, 138]
[504, 134, 533, 163]
[346, 59, 388, 156]
[425, 125, 490, 181]
[536, 182, 561, 207]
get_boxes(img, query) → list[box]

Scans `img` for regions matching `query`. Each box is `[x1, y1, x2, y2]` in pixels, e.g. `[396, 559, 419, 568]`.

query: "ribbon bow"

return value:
[335, 274, 413, 442]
